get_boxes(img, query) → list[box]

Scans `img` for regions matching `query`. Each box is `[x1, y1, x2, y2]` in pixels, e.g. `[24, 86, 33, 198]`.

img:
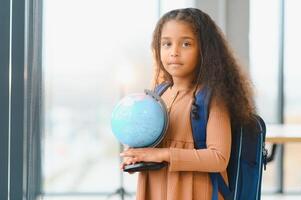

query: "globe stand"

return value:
[124, 162, 167, 173]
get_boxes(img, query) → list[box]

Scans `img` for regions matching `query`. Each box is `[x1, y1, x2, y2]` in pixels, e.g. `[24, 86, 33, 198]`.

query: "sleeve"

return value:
[168, 98, 231, 172]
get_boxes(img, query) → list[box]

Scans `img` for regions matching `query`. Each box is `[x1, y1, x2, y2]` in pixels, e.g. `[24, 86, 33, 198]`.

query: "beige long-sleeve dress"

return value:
[136, 87, 231, 200]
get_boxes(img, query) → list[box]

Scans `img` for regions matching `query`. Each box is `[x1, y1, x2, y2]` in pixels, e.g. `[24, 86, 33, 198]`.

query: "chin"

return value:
[170, 73, 187, 78]
[167, 68, 182, 74]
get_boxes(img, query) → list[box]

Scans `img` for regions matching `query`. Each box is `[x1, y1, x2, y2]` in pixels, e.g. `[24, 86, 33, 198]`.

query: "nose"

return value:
[170, 46, 180, 57]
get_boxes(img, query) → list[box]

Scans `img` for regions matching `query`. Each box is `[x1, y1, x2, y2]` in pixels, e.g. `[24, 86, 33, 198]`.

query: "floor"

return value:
[42, 194, 301, 200]
[262, 195, 301, 200]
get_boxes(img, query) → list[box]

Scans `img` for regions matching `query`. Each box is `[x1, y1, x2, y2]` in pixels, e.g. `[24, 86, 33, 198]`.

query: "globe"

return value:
[111, 90, 168, 148]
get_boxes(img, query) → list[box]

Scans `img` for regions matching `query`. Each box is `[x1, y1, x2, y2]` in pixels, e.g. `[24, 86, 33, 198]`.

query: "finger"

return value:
[120, 162, 126, 170]
[120, 162, 136, 174]
[126, 158, 135, 165]
[120, 158, 130, 169]
[120, 159, 133, 170]
[120, 158, 129, 169]
[120, 151, 135, 158]
[132, 156, 140, 164]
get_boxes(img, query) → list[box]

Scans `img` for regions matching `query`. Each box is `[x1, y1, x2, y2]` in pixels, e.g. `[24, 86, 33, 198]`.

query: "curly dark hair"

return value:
[151, 8, 255, 126]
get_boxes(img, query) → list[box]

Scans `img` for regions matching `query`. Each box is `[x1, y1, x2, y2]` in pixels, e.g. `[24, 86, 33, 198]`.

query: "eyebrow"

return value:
[161, 36, 195, 40]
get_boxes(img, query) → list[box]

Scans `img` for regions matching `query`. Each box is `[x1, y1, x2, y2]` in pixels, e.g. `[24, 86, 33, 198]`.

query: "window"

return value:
[284, 0, 301, 124]
[42, 0, 158, 196]
[250, 0, 280, 124]
[250, 0, 301, 193]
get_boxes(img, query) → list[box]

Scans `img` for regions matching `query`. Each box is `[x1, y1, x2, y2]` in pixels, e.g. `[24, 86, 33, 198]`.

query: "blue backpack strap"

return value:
[217, 173, 231, 197]
[210, 173, 219, 200]
[192, 87, 231, 200]
[154, 82, 170, 96]
[210, 173, 231, 200]
[191, 88, 209, 149]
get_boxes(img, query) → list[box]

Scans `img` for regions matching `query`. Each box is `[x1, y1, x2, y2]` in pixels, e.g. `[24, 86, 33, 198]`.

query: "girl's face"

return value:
[160, 20, 199, 82]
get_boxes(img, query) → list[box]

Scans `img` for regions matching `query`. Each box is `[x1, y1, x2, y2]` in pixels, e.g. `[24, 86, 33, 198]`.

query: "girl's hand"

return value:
[120, 157, 137, 174]
[120, 148, 170, 169]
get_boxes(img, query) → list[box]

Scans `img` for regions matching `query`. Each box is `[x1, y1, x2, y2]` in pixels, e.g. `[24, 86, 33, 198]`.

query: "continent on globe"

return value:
[111, 90, 169, 148]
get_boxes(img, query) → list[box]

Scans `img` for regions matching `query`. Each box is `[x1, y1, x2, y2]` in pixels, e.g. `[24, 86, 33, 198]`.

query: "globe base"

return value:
[123, 162, 167, 173]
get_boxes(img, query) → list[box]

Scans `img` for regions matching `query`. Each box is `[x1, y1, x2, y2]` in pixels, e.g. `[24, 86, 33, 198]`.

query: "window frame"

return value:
[0, 0, 11, 198]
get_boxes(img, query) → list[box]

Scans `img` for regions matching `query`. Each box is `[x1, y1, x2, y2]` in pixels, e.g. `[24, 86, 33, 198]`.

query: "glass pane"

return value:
[284, 0, 301, 192]
[250, 0, 280, 124]
[250, 0, 280, 192]
[42, 0, 158, 194]
[284, 0, 301, 124]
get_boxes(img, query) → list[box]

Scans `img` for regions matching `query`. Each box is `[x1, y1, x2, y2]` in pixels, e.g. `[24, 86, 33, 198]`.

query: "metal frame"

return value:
[0, 0, 11, 198]
[0, 0, 43, 199]
[276, 0, 285, 194]
[9, 0, 27, 199]
[23, 0, 43, 198]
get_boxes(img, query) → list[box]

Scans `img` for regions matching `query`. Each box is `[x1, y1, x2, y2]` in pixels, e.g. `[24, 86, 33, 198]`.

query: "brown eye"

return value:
[161, 41, 171, 48]
[182, 42, 191, 47]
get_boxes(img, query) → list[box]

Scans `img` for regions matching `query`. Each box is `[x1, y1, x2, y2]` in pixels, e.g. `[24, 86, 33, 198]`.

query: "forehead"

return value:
[161, 20, 196, 39]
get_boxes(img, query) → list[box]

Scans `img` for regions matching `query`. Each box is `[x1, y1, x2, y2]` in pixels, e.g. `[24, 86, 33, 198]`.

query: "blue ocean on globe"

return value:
[111, 92, 167, 148]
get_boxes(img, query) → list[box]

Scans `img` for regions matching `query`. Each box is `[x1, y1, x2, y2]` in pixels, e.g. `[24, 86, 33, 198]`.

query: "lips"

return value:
[168, 62, 183, 66]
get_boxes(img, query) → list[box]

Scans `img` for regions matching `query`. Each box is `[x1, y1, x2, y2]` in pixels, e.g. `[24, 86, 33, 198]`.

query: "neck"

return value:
[171, 77, 194, 91]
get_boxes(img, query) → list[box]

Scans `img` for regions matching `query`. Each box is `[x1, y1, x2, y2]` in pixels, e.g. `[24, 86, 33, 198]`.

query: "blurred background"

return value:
[1, 0, 301, 200]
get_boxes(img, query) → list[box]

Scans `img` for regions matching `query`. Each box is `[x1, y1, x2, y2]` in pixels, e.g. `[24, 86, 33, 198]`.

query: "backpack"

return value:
[155, 82, 267, 200]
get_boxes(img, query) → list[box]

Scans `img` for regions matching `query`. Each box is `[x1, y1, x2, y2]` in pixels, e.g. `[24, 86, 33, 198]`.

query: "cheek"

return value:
[160, 51, 169, 67]
[158, 51, 166, 68]
[160, 49, 167, 61]
[189, 51, 199, 67]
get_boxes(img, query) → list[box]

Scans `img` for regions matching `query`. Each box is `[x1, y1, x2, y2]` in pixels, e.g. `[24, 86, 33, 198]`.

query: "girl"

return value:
[120, 8, 255, 200]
